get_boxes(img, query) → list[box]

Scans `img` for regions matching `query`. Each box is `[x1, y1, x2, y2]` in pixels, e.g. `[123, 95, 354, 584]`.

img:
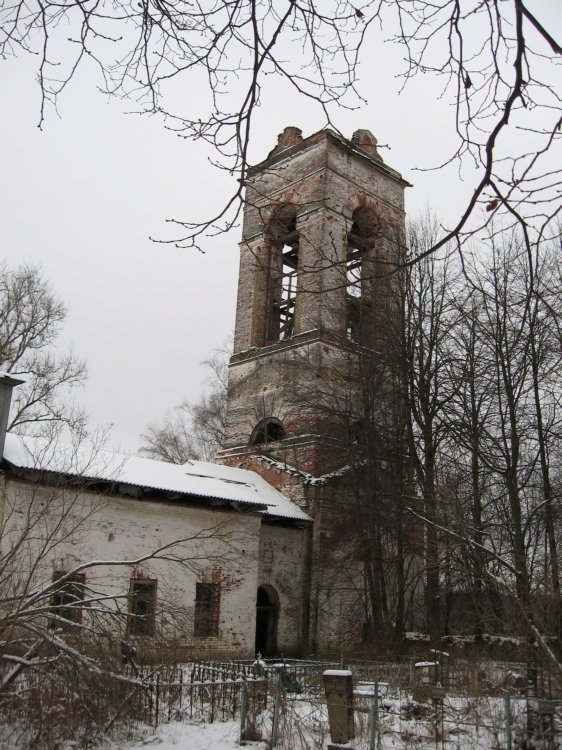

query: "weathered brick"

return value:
[218, 126, 409, 652]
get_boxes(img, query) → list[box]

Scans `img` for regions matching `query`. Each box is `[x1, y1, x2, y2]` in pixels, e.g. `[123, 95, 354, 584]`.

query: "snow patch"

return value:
[253, 453, 352, 486]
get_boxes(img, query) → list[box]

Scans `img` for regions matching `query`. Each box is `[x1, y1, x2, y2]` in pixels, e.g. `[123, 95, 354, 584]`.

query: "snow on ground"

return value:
[92, 691, 546, 750]
[108, 721, 266, 750]
[1, 721, 258, 750]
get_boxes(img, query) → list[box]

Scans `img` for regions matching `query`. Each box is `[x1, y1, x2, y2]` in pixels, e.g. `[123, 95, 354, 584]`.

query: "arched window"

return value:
[346, 207, 378, 342]
[266, 204, 299, 343]
[250, 418, 286, 445]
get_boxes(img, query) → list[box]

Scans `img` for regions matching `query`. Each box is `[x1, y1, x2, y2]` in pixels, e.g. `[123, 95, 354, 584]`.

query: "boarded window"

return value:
[51, 571, 85, 625]
[128, 578, 157, 636]
[194, 582, 220, 637]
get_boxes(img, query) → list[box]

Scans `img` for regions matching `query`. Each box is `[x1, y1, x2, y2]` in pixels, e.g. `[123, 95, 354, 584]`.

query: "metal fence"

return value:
[127, 661, 267, 726]
[126, 657, 562, 748]
[346, 655, 562, 698]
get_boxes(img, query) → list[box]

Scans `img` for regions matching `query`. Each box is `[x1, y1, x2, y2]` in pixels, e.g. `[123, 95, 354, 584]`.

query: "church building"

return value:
[0, 127, 422, 660]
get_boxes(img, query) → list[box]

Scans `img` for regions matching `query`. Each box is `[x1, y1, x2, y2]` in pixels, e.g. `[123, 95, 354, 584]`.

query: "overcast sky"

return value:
[1, 2, 556, 454]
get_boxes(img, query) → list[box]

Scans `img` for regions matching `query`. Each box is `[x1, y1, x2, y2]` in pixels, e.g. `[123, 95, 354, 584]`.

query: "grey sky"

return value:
[1, 1, 556, 453]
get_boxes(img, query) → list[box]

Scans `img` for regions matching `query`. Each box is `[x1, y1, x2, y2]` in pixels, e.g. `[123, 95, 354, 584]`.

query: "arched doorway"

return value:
[255, 585, 279, 656]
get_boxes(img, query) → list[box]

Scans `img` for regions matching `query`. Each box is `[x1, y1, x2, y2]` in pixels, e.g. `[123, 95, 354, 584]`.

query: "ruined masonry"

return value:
[0, 126, 416, 662]
[217, 126, 415, 653]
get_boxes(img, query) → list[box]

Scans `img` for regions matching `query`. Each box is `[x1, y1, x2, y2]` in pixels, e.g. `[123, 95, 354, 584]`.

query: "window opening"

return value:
[278, 240, 298, 340]
[346, 248, 363, 299]
[346, 208, 377, 342]
[128, 578, 157, 636]
[194, 582, 220, 637]
[267, 205, 299, 343]
[250, 418, 286, 445]
[51, 571, 85, 625]
[346, 223, 367, 342]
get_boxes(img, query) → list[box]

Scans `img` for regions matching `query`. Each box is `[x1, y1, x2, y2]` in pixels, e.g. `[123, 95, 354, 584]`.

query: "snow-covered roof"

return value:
[3, 433, 310, 523]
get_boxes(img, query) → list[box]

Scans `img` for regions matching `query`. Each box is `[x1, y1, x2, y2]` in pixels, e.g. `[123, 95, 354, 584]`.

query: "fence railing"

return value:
[346, 655, 562, 698]
[4, 653, 560, 748]
[125, 662, 268, 726]
[122, 657, 561, 748]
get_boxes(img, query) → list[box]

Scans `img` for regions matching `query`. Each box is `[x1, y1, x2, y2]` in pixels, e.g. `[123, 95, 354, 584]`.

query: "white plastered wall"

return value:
[2, 478, 263, 657]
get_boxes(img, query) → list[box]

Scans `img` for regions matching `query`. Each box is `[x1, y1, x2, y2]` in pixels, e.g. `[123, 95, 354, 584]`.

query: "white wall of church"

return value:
[2, 478, 263, 658]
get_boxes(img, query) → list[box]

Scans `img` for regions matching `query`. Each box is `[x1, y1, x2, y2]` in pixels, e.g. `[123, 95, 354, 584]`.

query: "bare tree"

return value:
[1, 1, 559, 251]
[139, 406, 200, 464]
[382, 1, 562, 261]
[411, 226, 562, 642]
[403, 217, 461, 643]
[140, 340, 229, 462]
[0, 262, 87, 434]
[443, 291, 498, 636]
[463, 233, 561, 633]
[521, 235, 561, 608]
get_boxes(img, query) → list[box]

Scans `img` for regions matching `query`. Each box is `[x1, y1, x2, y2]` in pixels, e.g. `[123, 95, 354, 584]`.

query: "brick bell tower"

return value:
[217, 126, 411, 652]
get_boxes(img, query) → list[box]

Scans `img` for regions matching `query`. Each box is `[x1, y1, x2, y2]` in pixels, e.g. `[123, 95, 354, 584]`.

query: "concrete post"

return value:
[323, 669, 355, 749]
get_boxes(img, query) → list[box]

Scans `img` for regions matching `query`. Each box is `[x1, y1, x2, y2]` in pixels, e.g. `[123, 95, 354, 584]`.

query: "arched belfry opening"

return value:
[266, 204, 299, 344]
[346, 206, 379, 343]
[255, 585, 279, 656]
[250, 418, 286, 446]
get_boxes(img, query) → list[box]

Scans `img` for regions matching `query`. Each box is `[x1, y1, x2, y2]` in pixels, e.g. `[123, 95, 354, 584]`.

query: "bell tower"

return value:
[219, 126, 408, 473]
[217, 127, 414, 651]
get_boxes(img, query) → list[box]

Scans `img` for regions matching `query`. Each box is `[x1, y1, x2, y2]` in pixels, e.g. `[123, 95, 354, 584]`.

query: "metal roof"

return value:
[3, 433, 310, 523]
